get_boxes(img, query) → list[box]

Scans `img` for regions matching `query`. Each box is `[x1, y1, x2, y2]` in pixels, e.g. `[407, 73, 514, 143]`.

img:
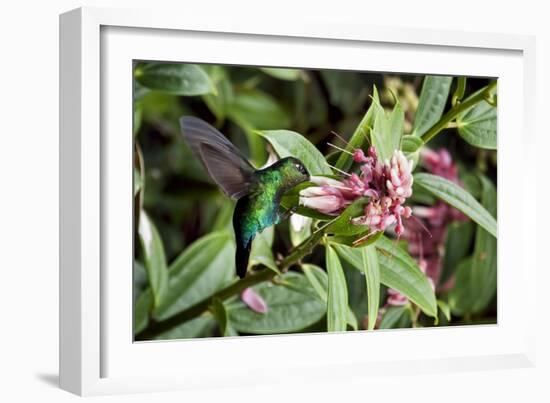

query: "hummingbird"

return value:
[180, 116, 310, 279]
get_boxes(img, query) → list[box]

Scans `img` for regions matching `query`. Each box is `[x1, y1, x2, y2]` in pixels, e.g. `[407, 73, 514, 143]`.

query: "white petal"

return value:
[299, 186, 326, 197]
[310, 175, 344, 187]
[290, 213, 311, 232]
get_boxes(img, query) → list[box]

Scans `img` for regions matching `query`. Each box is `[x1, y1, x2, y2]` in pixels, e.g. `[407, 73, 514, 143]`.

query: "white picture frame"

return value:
[59, 6, 537, 396]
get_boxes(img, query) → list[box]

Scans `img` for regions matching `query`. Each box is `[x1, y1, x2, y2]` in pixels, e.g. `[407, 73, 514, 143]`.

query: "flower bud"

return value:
[241, 287, 268, 314]
[299, 184, 350, 215]
[353, 149, 369, 163]
[300, 193, 346, 215]
[387, 289, 409, 306]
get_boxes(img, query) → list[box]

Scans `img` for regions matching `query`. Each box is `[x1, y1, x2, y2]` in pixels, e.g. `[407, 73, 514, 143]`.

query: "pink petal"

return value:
[368, 146, 378, 159]
[366, 215, 381, 226]
[390, 168, 401, 187]
[299, 186, 328, 197]
[382, 214, 397, 228]
[310, 176, 346, 188]
[353, 149, 369, 163]
[241, 287, 268, 314]
[363, 189, 379, 198]
[300, 195, 343, 214]
[387, 289, 409, 306]
[439, 149, 452, 167]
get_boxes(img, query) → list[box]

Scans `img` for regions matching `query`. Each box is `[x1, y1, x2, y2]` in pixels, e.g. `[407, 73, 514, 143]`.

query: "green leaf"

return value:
[211, 200, 235, 232]
[325, 245, 349, 332]
[226, 272, 326, 334]
[258, 130, 333, 175]
[361, 245, 381, 330]
[401, 135, 424, 153]
[154, 315, 216, 340]
[470, 176, 497, 312]
[302, 264, 357, 330]
[440, 220, 474, 286]
[203, 73, 290, 164]
[447, 257, 474, 316]
[210, 298, 229, 336]
[249, 226, 279, 274]
[437, 300, 451, 322]
[413, 76, 453, 137]
[402, 135, 423, 171]
[133, 261, 149, 302]
[342, 262, 369, 326]
[461, 172, 482, 199]
[133, 101, 142, 136]
[448, 175, 497, 315]
[225, 322, 239, 337]
[371, 100, 404, 162]
[456, 88, 497, 150]
[325, 198, 369, 236]
[290, 214, 312, 246]
[346, 310, 359, 331]
[409, 182, 437, 205]
[155, 231, 235, 320]
[327, 230, 383, 248]
[376, 237, 437, 318]
[228, 88, 291, 130]
[334, 237, 437, 318]
[388, 102, 405, 152]
[227, 87, 291, 165]
[334, 86, 379, 171]
[379, 305, 412, 329]
[133, 167, 142, 196]
[202, 65, 234, 124]
[135, 63, 215, 96]
[140, 91, 187, 136]
[320, 70, 370, 115]
[134, 289, 152, 334]
[282, 202, 334, 221]
[260, 67, 302, 81]
[414, 173, 497, 238]
[294, 77, 329, 131]
[302, 264, 328, 301]
[133, 80, 150, 101]
[138, 211, 169, 308]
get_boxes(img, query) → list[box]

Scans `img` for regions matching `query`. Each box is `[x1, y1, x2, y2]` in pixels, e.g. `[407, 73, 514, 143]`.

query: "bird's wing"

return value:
[180, 116, 256, 200]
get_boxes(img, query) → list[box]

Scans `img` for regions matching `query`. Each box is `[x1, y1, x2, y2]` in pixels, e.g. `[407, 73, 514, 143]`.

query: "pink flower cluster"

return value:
[421, 148, 458, 182]
[413, 148, 466, 226]
[385, 147, 468, 309]
[349, 148, 413, 236]
[299, 146, 414, 236]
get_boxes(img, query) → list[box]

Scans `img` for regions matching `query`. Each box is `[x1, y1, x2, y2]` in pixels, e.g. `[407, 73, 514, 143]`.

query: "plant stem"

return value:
[135, 228, 325, 340]
[421, 80, 497, 144]
[451, 77, 467, 107]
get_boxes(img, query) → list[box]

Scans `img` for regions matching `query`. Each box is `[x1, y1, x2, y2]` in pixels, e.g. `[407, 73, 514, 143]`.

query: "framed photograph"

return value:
[59, 7, 536, 396]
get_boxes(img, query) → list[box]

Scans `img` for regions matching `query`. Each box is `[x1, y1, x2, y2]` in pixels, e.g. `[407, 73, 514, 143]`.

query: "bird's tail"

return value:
[235, 237, 252, 279]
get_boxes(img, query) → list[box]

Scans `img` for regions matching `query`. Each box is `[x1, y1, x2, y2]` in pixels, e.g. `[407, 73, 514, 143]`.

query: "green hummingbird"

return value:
[180, 116, 310, 279]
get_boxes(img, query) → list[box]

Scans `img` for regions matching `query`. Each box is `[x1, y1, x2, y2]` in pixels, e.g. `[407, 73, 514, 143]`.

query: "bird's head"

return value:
[275, 157, 310, 189]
